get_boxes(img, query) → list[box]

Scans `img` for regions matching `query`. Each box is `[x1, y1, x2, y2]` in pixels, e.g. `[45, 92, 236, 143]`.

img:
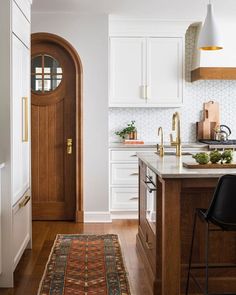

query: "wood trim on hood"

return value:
[191, 67, 236, 82]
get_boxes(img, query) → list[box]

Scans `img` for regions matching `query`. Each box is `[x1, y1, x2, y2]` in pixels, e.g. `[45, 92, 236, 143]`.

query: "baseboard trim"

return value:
[84, 211, 112, 223]
[111, 211, 138, 220]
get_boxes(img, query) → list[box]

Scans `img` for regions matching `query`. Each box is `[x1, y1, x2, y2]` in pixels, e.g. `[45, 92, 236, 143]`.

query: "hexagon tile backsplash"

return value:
[109, 26, 236, 143]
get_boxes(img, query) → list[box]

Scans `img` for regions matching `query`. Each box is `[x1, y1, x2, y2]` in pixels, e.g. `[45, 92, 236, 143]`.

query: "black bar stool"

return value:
[185, 174, 236, 295]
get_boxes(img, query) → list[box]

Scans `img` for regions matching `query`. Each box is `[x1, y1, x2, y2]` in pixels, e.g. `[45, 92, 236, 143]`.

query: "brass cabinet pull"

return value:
[129, 197, 139, 200]
[67, 138, 72, 154]
[22, 97, 28, 142]
[130, 172, 139, 176]
[19, 195, 31, 208]
[140, 85, 146, 99]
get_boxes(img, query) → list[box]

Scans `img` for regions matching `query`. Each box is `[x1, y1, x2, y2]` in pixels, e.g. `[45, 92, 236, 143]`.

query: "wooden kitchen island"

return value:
[137, 153, 236, 295]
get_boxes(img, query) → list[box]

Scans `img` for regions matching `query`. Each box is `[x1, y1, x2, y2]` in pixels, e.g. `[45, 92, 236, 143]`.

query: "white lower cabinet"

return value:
[111, 187, 139, 210]
[109, 148, 155, 219]
[111, 163, 139, 185]
[13, 191, 31, 269]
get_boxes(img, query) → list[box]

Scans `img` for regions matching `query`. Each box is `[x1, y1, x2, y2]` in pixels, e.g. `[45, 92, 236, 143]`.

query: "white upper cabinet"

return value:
[109, 18, 189, 108]
[147, 37, 183, 106]
[110, 38, 146, 106]
[109, 36, 184, 107]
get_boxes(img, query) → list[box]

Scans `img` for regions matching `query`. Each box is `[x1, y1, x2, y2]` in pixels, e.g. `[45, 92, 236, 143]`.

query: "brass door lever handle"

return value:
[67, 139, 73, 154]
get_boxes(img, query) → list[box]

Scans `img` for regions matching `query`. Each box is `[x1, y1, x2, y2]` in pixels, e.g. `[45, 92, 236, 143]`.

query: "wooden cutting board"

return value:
[204, 101, 220, 124]
[197, 121, 216, 139]
[197, 101, 220, 140]
[183, 162, 236, 169]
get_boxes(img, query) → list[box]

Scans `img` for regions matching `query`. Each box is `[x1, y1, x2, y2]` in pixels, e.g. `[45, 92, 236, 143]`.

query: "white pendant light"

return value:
[198, 1, 223, 50]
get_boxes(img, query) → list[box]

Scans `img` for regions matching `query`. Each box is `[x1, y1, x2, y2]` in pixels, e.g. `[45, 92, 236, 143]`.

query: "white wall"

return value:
[32, 13, 109, 216]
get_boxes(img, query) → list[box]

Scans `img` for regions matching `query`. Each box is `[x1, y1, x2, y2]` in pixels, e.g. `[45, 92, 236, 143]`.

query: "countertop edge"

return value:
[137, 153, 236, 179]
[109, 142, 208, 149]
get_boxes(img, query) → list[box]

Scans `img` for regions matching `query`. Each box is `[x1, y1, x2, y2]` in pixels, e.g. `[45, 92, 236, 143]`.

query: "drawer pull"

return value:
[130, 154, 137, 157]
[145, 233, 153, 250]
[130, 172, 139, 176]
[129, 197, 138, 200]
[19, 195, 31, 208]
[145, 241, 153, 250]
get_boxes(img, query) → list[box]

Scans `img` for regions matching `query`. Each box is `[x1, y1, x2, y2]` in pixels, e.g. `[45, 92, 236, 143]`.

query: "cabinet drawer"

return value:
[139, 221, 156, 273]
[12, 1, 30, 48]
[13, 191, 31, 270]
[111, 150, 138, 162]
[111, 187, 138, 210]
[111, 163, 139, 185]
[14, 0, 31, 22]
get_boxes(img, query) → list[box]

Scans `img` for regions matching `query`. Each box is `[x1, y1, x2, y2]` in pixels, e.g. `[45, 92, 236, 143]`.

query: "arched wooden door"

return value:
[31, 33, 83, 221]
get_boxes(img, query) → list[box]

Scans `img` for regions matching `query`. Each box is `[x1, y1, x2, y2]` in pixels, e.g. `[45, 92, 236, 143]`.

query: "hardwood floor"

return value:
[0, 220, 152, 295]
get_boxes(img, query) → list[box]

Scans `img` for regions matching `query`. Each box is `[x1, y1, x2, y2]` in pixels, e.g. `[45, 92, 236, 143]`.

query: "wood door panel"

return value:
[32, 37, 76, 220]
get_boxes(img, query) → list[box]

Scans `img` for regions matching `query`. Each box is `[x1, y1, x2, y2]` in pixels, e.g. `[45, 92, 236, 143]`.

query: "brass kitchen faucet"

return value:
[170, 112, 182, 156]
[157, 127, 165, 157]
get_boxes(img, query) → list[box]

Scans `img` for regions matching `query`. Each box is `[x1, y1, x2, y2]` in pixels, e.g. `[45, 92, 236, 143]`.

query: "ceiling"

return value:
[32, 0, 236, 20]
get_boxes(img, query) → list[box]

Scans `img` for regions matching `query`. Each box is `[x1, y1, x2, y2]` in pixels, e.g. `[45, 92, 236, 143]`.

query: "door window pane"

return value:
[31, 55, 63, 93]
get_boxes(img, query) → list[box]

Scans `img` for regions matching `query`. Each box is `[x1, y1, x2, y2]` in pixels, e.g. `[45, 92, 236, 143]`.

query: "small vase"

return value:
[128, 131, 137, 140]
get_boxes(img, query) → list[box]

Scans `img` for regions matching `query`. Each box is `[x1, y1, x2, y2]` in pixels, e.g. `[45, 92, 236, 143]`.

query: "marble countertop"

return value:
[137, 152, 236, 178]
[109, 142, 208, 149]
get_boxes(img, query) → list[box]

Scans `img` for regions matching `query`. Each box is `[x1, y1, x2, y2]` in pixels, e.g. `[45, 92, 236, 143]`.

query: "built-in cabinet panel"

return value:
[0, 165, 3, 275]
[13, 191, 31, 270]
[110, 38, 146, 106]
[0, 0, 31, 287]
[109, 36, 184, 107]
[14, 0, 31, 22]
[12, 1, 30, 48]
[147, 38, 183, 105]
[12, 35, 30, 205]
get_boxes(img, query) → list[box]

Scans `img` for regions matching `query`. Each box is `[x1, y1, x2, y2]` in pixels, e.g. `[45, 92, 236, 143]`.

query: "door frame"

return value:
[31, 32, 83, 222]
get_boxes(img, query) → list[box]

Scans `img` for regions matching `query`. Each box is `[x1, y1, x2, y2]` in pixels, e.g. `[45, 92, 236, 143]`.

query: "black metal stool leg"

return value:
[205, 222, 210, 295]
[186, 211, 198, 295]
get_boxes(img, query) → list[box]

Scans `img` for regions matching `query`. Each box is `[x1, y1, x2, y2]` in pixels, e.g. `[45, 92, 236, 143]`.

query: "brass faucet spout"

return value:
[170, 112, 182, 156]
[157, 127, 164, 157]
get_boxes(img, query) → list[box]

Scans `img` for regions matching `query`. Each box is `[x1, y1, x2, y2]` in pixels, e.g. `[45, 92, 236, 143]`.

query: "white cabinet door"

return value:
[109, 37, 146, 106]
[12, 191, 31, 270]
[147, 37, 183, 106]
[12, 1, 30, 48]
[12, 35, 30, 205]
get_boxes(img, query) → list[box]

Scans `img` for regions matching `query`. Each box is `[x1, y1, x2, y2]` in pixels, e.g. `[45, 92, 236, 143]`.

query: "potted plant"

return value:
[115, 121, 137, 141]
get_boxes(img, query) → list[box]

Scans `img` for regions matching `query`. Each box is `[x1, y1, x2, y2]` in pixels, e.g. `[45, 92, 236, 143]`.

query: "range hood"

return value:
[191, 22, 236, 81]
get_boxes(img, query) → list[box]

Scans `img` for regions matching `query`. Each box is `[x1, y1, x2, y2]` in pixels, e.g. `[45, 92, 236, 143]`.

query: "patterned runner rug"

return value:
[38, 234, 131, 295]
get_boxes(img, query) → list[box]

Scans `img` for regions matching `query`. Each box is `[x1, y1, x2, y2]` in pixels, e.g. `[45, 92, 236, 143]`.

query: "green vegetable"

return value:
[192, 152, 210, 165]
[221, 150, 233, 164]
[209, 150, 222, 164]
[115, 121, 137, 139]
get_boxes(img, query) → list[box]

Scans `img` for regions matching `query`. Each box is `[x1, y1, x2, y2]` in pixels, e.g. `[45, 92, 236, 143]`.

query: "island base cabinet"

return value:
[12, 191, 31, 270]
[137, 160, 157, 291]
[137, 159, 236, 295]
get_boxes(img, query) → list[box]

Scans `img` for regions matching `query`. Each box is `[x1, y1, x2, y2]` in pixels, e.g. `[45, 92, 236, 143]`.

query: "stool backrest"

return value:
[206, 174, 236, 226]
